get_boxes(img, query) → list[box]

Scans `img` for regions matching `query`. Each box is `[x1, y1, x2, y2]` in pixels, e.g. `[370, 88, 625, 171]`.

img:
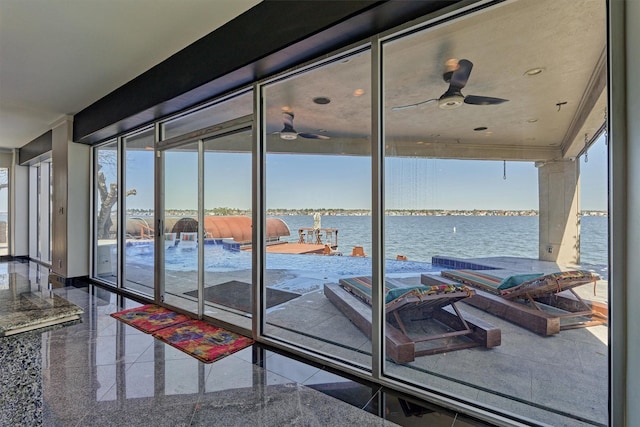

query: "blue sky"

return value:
[122, 134, 608, 212]
[579, 134, 608, 210]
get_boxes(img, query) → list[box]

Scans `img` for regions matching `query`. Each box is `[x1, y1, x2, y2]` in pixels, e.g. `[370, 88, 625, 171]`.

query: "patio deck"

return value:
[121, 255, 608, 427]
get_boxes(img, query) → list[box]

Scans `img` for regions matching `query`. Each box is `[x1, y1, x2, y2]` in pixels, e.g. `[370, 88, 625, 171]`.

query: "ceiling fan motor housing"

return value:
[438, 88, 464, 109]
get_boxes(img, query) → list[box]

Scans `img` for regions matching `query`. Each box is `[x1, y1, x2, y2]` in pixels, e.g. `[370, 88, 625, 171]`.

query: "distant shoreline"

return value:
[126, 209, 608, 217]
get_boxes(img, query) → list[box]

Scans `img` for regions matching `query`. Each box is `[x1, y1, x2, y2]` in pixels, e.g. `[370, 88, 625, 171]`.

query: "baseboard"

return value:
[0, 255, 30, 263]
[48, 273, 90, 288]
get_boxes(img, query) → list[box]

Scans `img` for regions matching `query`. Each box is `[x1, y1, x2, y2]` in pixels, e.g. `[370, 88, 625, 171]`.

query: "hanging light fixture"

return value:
[584, 133, 589, 163]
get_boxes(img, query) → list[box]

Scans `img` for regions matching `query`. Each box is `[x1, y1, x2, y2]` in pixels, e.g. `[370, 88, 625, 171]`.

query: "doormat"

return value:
[152, 319, 254, 363]
[184, 281, 300, 313]
[110, 304, 191, 333]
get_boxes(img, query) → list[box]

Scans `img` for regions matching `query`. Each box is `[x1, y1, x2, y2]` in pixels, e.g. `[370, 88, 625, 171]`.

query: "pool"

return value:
[127, 243, 441, 278]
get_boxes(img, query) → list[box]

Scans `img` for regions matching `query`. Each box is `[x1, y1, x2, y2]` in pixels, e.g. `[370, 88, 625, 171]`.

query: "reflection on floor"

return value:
[0, 260, 489, 427]
[0, 274, 83, 336]
[90, 255, 610, 426]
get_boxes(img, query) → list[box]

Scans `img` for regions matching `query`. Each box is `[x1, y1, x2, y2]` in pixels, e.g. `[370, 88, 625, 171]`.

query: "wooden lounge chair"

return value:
[164, 232, 177, 249]
[429, 269, 607, 335]
[323, 276, 500, 364]
[179, 232, 198, 249]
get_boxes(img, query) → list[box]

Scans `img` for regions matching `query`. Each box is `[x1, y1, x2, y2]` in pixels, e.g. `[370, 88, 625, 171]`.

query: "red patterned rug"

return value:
[152, 320, 254, 363]
[110, 304, 191, 333]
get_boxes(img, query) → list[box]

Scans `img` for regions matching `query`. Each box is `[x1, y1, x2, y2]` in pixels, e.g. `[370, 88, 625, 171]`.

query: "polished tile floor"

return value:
[0, 260, 492, 426]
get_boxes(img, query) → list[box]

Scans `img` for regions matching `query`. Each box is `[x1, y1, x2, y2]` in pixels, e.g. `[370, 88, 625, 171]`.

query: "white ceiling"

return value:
[262, 0, 607, 162]
[0, 0, 607, 164]
[0, 0, 261, 149]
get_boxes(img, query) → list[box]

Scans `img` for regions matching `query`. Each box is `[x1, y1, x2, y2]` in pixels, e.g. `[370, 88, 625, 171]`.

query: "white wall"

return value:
[51, 117, 90, 277]
[66, 131, 89, 277]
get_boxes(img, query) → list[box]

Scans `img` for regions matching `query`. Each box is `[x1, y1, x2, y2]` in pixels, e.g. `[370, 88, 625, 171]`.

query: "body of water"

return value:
[277, 215, 608, 266]
[128, 215, 607, 277]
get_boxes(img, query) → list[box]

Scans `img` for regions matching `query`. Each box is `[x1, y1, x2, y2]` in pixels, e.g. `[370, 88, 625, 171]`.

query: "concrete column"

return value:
[537, 159, 580, 264]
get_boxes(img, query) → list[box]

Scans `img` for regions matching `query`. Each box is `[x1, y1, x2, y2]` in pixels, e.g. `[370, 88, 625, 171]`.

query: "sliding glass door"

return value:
[123, 128, 155, 295]
[260, 47, 373, 369]
[95, 140, 118, 284]
[28, 161, 51, 263]
[159, 140, 199, 313]
[0, 166, 9, 257]
[157, 116, 253, 329]
[202, 129, 253, 326]
[90, 1, 610, 423]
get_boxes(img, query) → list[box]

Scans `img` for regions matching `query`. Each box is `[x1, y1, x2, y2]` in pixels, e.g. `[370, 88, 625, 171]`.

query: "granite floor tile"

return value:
[4, 260, 605, 426]
[41, 364, 118, 426]
[262, 352, 323, 384]
[0, 330, 44, 427]
[78, 402, 196, 427]
[191, 383, 399, 427]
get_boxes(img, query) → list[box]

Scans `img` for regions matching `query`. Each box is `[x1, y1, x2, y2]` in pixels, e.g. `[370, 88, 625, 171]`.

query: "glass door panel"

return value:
[95, 141, 119, 284]
[0, 167, 8, 257]
[40, 162, 51, 263]
[28, 162, 51, 263]
[262, 49, 373, 369]
[162, 141, 199, 313]
[123, 128, 155, 295]
[380, 1, 608, 425]
[158, 93, 253, 321]
[49, 162, 53, 264]
[202, 129, 253, 327]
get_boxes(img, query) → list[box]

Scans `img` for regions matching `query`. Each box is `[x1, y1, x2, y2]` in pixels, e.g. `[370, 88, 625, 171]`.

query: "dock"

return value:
[263, 226, 340, 255]
[265, 243, 327, 255]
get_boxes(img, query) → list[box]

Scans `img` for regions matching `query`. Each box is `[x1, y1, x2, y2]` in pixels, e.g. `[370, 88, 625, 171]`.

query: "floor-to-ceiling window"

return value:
[378, 1, 608, 425]
[0, 164, 9, 257]
[123, 127, 155, 295]
[28, 160, 52, 264]
[260, 46, 374, 368]
[90, 1, 609, 424]
[94, 139, 119, 284]
[156, 91, 254, 325]
[94, 133, 155, 292]
[201, 127, 253, 322]
[159, 140, 199, 312]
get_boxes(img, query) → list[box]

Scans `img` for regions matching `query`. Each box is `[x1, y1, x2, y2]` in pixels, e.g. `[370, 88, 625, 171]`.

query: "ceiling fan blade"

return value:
[298, 133, 330, 140]
[282, 111, 294, 127]
[449, 59, 473, 90]
[391, 98, 438, 111]
[464, 95, 509, 105]
[281, 124, 296, 133]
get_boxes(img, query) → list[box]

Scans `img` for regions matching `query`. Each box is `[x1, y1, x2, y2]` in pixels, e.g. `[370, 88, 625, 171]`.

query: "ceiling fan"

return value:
[277, 111, 330, 140]
[392, 59, 509, 111]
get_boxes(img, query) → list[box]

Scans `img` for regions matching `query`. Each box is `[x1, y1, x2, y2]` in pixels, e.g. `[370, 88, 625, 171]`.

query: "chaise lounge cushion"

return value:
[385, 284, 471, 303]
[497, 273, 543, 290]
[339, 276, 471, 305]
[500, 270, 599, 298]
[442, 269, 599, 299]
